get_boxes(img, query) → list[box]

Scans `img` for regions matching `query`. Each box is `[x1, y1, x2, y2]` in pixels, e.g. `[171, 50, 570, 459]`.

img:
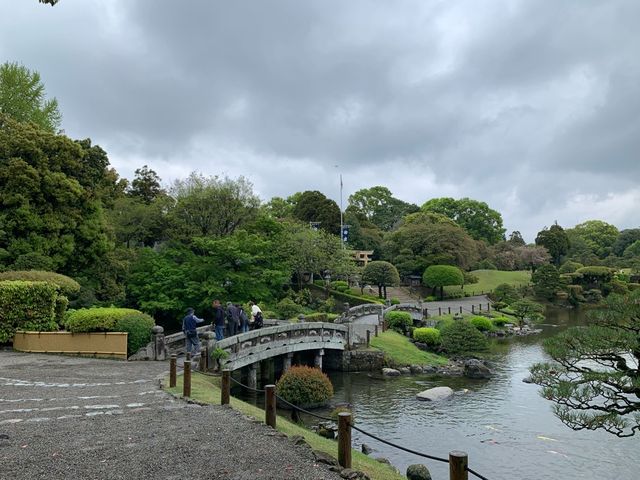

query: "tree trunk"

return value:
[378, 285, 382, 298]
[440, 286, 444, 300]
[383, 285, 387, 299]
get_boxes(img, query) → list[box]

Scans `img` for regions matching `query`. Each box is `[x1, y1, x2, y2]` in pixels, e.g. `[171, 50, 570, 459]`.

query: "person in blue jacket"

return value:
[182, 307, 204, 355]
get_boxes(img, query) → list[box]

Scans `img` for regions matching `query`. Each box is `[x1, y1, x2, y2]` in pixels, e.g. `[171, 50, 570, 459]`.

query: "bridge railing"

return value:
[210, 322, 348, 370]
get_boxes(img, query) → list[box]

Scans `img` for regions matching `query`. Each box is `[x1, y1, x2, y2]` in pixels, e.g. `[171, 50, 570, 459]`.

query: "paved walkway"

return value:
[0, 352, 342, 480]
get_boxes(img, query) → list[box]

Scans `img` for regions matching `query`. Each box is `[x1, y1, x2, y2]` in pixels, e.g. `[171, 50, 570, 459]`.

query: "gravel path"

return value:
[0, 352, 343, 480]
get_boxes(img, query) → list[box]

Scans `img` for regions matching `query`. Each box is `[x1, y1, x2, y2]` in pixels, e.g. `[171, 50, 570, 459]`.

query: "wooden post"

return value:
[449, 451, 468, 480]
[459, 306, 462, 314]
[448, 306, 451, 314]
[221, 369, 230, 405]
[366, 330, 371, 347]
[338, 412, 352, 469]
[471, 305, 475, 314]
[479, 303, 482, 312]
[183, 357, 191, 398]
[487, 303, 491, 312]
[438, 307, 442, 316]
[199, 349, 206, 371]
[265, 384, 276, 428]
[169, 354, 177, 388]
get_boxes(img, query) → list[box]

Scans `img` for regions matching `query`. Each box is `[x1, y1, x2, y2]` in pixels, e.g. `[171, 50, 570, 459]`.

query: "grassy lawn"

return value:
[166, 373, 405, 480]
[444, 269, 531, 295]
[369, 330, 448, 366]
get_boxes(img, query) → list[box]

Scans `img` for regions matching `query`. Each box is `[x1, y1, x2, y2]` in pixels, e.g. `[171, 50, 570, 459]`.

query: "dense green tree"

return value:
[0, 62, 61, 133]
[361, 261, 400, 299]
[108, 196, 170, 248]
[507, 231, 526, 246]
[511, 299, 545, 327]
[567, 220, 619, 259]
[262, 196, 296, 220]
[347, 186, 418, 231]
[423, 265, 464, 300]
[342, 210, 384, 255]
[421, 197, 505, 245]
[439, 321, 489, 355]
[613, 229, 640, 257]
[128, 165, 164, 204]
[535, 223, 570, 266]
[623, 240, 640, 259]
[491, 283, 520, 305]
[383, 212, 478, 273]
[530, 290, 640, 437]
[0, 115, 111, 275]
[292, 190, 341, 235]
[531, 264, 562, 300]
[167, 172, 260, 239]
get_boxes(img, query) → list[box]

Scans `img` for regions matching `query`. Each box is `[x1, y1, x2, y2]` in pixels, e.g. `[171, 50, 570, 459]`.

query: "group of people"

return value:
[182, 300, 263, 355]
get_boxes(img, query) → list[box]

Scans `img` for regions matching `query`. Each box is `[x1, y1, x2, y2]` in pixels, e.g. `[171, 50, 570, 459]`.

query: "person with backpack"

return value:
[182, 307, 204, 355]
[212, 299, 225, 341]
[248, 301, 263, 330]
[226, 301, 240, 336]
[238, 305, 249, 334]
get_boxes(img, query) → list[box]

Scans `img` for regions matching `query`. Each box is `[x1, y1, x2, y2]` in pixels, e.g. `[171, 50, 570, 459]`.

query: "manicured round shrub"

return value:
[435, 317, 454, 331]
[413, 327, 441, 346]
[330, 281, 350, 292]
[0, 280, 59, 342]
[276, 366, 334, 408]
[440, 321, 489, 355]
[469, 316, 493, 332]
[0, 271, 80, 296]
[276, 298, 303, 319]
[390, 297, 400, 305]
[559, 261, 583, 274]
[384, 311, 412, 333]
[114, 313, 155, 354]
[491, 316, 510, 327]
[64, 307, 145, 333]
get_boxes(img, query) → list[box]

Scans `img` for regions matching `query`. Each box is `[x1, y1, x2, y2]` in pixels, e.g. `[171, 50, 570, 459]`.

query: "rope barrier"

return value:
[229, 376, 265, 393]
[219, 372, 493, 479]
[466, 466, 491, 480]
[349, 423, 449, 464]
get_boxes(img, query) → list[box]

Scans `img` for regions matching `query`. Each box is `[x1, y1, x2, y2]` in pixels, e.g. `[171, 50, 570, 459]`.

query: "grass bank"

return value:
[165, 373, 405, 480]
[370, 330, 448, 367]
[444, 269, 531, 296]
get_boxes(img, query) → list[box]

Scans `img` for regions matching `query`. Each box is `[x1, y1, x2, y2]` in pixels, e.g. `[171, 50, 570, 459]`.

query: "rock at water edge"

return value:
[407, 464, 432, 480]
[382, 368, 401, 376]
[416, 386, 454, 401]
[463, 359, 493, 379]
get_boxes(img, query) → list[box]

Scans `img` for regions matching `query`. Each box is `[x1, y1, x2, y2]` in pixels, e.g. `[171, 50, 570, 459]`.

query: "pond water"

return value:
[320, 308, 638, 480]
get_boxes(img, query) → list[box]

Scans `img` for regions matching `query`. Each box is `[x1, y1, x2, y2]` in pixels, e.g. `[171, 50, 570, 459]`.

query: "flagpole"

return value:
[340, 173, 344, 249]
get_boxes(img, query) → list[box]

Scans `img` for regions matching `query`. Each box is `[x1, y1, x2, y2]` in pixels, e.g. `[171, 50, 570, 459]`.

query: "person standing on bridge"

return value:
[226, 301, 240, 336]
[248, 301, 263, 330]
[212, 299, 225, 341]
[182, 307, 204, 355]
[238, 304, 249, 333]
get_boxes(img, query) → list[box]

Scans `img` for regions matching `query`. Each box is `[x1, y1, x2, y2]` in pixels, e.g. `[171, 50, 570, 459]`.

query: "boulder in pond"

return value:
[382, 368, 401, 376]
[416, 386, 454, 401]
[463, 359, 493, 379]
[406, 464, 432, 480]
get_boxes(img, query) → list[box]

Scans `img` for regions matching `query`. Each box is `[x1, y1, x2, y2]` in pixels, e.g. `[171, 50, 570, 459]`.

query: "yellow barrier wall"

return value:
[13, 331, 128, 360]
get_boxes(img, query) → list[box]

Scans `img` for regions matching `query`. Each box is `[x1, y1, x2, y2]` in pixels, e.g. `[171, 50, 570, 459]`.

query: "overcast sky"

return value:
[2, 0, 639, 240]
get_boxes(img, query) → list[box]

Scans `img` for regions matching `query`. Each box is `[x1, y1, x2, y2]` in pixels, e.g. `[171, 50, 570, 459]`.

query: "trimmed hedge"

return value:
[440, 320, 489, 355]
[413, 327, 441, 346]
[276, 365, 334, 408]
[64, 308, 146, 333]
[469, 316, 493, 332]
[0, 271, 80, 296]
[115, 313, 155, 354]
[276, 298, 303, 320]
[491, 316, 511, 327]
[0, 281, 58, 343]
[384, 311, 412, 333]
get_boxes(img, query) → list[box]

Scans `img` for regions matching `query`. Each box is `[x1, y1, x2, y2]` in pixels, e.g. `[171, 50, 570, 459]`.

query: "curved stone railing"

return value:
[335, 303, 384, 323]
[211, 322, 348, 371]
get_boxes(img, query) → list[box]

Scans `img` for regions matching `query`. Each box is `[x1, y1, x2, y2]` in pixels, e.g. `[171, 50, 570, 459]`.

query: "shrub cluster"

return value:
[491, 316, 511, 327]
[64, 307, 155, 354]
[413, 327, 441, 346]
[276, 298, 303, 319]
[0, 281, 59, 343]
[384, 311, 412, 333]
[276, 365, 334, 407]
[469, 316, 493, 332]
[439, 320, 489, 356]
[330, 280, 350, 292]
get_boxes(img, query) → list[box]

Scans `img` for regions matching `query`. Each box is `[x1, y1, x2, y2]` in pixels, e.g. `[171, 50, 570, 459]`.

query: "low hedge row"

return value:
[64, 307, 155, 354]
[384, 311, 412, 333]
[0, 271, 80, 296]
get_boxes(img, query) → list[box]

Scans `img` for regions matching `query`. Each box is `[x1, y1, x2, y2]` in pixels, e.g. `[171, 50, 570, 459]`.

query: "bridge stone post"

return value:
[248, 364, 258, 391]
[151, 326, 166, 361]
[314, 349, 325, 370]
[283, 353, 293, 372]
